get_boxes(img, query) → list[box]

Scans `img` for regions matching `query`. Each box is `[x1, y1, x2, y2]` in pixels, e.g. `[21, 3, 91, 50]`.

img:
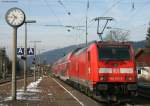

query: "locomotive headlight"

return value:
[120, 68, 133, 73]
[125, 76, 133, 81]
[100, 76, 106, 81]
[99, 68, 112, 73]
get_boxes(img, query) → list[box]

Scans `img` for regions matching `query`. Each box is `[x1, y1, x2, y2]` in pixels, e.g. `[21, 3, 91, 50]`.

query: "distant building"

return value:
[135, 48, 150, 81]
[135, 49, 150, 66]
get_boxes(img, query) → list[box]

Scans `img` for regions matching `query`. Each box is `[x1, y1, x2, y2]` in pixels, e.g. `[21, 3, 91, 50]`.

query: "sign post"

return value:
[24, 20, 36, 91]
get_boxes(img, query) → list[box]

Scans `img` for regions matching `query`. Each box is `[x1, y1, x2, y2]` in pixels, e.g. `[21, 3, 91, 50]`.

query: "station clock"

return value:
[5, 7, 25, 27]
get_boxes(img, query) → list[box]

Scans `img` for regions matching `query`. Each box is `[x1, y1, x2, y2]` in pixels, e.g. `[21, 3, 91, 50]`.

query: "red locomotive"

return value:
[51, 41, 137, 102]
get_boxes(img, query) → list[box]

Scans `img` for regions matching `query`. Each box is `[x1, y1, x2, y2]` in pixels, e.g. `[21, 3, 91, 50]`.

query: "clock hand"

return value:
[13, 14, 17, 19]
[11, 18, 15, 24]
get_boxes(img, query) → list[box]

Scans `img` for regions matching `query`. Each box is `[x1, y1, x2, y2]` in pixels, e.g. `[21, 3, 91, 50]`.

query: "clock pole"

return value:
[12, 27, 17, 100]
[5, 7, 25, 101]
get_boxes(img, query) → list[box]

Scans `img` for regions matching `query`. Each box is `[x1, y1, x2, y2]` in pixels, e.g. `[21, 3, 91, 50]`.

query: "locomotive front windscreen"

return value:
[98, 47, 131, 60]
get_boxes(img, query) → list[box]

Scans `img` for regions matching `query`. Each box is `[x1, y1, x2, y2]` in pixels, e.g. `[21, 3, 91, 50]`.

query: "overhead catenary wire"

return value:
[101, 0, 122, 16]
[0, 0, 18, 23]
[87, 0, 121, 29]
[40, 0, 148, 43]
[97, 0, 121, 24]
[41, 0, 86, 46]
[57, 0, 83, 27]
[42, 0, 63, 26]
[85, 0, 123, 42]
[126, 0, 150, 23]
[0, 0, 18, 3]
[88, 0, 121, 40]
[27, 0, 31, 18]
[58, 0, 71, 15]
[100, 0, 150, 32]
[56, 0, 87, 44]
[73, 0, 90, 45]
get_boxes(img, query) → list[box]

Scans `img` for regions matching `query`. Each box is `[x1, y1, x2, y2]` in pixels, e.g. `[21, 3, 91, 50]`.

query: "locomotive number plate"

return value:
[110, 77, 123, 80]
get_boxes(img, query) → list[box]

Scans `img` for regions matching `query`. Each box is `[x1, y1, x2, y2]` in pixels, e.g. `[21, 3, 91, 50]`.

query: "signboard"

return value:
[17, 48, 24, 55]
[27, 48, 34, 55]
[17, 48, 34, 55]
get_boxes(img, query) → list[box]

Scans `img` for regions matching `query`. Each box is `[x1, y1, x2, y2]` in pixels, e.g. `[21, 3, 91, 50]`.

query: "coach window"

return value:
[88, 51, 90, 62]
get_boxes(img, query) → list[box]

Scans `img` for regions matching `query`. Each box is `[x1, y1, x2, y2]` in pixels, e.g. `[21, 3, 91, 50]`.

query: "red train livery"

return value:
[51, 41, 137, 102]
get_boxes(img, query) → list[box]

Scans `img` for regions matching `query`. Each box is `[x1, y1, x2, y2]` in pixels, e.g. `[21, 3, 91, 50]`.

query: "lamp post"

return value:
[24, 20, 36, 91]
[30, 40, 42, 81]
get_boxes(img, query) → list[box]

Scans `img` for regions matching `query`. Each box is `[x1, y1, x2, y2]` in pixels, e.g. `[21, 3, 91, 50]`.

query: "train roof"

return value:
[70, 41, 132, 54]
[74, 41, 131, 48]
[97, 41, 131, 45]
[97, 41, 132, 47]
[53, 40, 132, 65]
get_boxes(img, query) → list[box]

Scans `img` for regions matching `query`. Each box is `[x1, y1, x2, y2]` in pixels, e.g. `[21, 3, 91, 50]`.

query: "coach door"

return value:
[87, 51, 91, 79]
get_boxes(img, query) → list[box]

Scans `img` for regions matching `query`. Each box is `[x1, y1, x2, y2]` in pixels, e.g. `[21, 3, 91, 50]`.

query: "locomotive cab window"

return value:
[98, 47, 131, 60]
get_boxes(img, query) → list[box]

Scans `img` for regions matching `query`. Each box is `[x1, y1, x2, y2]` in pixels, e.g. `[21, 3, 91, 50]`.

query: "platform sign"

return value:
[17, 48, 34, 55]
[27, 48, 34, 55]
[17, 48, 24, 55]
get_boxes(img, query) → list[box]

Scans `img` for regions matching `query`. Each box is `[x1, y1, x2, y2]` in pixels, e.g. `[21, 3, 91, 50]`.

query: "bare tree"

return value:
[104, 29, 130, 42]
[0, 48, 9, 79]
[145, 25, 150, 53]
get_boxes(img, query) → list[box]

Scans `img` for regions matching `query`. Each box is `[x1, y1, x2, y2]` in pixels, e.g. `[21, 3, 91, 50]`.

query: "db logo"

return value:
[112, 68, 119, 73]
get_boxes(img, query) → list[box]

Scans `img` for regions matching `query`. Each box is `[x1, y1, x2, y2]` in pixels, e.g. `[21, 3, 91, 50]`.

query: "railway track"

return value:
[1, 76, 150, 106]
[0, 78, 11, 85]
[0, 75, 33, 85]
[52, 76, 150, 106]
[52, 77, 134, 106]
[138, 82, 150, 98]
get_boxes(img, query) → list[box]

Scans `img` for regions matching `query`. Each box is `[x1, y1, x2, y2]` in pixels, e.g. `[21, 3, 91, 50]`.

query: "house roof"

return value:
[135, 48, 144, 59]
[135, 48, 150, 58]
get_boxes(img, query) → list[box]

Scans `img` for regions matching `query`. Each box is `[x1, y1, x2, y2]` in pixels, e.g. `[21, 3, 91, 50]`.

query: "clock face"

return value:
[5, 7, 25, 27]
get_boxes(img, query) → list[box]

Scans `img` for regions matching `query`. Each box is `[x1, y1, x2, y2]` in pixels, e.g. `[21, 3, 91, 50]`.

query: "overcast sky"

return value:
[0, 0, 150, 56]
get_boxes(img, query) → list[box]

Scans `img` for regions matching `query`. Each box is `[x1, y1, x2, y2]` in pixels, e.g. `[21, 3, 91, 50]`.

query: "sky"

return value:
[0, 0, 150, 57]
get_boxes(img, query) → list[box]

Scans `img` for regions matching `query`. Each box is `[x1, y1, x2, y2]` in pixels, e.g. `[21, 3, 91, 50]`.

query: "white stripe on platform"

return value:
[52, 78, 84, 106]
